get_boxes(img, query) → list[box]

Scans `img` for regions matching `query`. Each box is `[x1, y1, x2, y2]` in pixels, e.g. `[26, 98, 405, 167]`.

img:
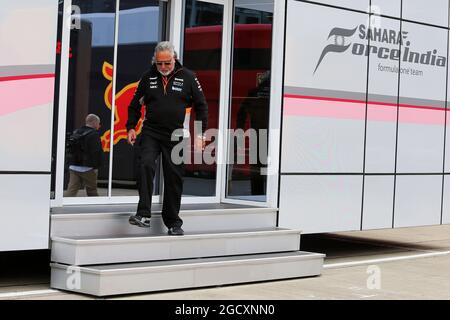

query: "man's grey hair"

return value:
[86, 114, 100, 127]
[152, 41, 177, 63]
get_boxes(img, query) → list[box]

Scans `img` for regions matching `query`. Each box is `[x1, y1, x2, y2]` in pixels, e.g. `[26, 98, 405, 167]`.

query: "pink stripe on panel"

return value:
[0, 73, 54, 82]
[283, 96, 365, 120]
[367, 103, 397, 122]
[398, 103, 445, 112]
[284, 94, 446, 125]
[0, 77, 54, 117]
[398, 106, 445, 126]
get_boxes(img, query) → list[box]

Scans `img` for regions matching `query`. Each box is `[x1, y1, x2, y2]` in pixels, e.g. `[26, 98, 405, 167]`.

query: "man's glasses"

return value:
[156, 61, 173, 66]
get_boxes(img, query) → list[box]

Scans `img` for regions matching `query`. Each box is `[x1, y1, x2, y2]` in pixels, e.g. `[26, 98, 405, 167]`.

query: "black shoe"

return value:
[168, 226, 184, 236]
[129, 215, 150, 228]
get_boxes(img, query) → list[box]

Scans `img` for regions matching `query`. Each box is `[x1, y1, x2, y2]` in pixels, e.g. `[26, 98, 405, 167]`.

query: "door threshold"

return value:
[51, 202, 274, 215]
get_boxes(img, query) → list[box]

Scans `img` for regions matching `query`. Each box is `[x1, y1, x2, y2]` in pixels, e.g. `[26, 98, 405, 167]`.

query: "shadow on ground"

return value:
[0, 250, 50, 287]
[300, 232, 445, 260]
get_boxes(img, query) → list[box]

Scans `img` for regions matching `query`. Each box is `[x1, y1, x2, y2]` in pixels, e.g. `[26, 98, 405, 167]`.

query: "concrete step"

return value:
[50, 206, 277, 238]
[50, 251, 325, 296]
[51, 228, 301, 265]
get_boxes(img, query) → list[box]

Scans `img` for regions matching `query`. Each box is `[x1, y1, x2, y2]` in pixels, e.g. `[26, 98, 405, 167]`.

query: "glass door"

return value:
[110, 0, 168, 198]
[179, 0, 231, 203]
[53, 0, 277, 208]
[223, 0, 275, 205]
[62, 0, 117, 203]
[53, 0, 168, 205]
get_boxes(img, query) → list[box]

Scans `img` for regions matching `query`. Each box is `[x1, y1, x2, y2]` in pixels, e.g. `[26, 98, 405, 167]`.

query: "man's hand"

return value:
[127, 129, 137, 145]
[195, 134, 206, 151]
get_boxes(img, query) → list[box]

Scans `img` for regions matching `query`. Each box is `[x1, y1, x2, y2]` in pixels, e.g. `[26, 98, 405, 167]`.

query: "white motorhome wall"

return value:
[278, 0, 450, 233]
[0, 0, 58, 250]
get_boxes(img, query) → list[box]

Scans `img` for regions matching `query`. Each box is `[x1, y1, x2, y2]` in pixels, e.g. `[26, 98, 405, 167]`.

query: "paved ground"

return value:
[1, 225, 450, 300]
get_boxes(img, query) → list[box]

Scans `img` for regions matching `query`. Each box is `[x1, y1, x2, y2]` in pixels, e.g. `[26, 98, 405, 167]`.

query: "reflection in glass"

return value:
[111, 0, 166, 196]
[63, 0, 116, 197]
[226, 1, 274, 201]
[182, 0, 224, 196]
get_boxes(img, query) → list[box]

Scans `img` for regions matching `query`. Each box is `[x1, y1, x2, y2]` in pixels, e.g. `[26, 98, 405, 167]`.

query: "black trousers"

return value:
[136, 133, 184, 228]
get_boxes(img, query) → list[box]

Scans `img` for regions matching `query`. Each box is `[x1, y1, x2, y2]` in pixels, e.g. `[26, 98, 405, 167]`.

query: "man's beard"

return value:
[159, 68, 173, 76]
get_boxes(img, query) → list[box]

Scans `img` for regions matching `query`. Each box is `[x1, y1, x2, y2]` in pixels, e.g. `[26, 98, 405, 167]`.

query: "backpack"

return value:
[66, 128, 94, 165]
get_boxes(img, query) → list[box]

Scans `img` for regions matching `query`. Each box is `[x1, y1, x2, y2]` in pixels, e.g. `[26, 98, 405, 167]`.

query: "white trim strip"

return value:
[54, 0, 73, 207]
[324, 250, 450, 269]
[267, 0, 286, 209]
[108, 0, 121, 197]
[0, 289, 59, 299]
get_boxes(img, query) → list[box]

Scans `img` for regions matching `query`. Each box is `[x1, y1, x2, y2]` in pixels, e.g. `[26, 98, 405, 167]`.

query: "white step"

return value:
[50, 251, 325, 297]
[51, 228, 301, 265]
[51, 206, 277, 238]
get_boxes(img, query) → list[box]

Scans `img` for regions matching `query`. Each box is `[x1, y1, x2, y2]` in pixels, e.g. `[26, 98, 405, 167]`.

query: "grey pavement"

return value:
[1, 225, 450, 300]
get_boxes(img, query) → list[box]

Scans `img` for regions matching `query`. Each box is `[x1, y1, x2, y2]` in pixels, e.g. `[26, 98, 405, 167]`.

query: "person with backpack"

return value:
[65, 114, 103, 197]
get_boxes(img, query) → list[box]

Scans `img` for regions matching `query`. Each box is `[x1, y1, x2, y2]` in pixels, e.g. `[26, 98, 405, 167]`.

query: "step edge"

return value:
[51, 208, 278, 220]
[51, 228, 302, 245]
[52, 246, 305, 266]
[50, 252, 325, 275]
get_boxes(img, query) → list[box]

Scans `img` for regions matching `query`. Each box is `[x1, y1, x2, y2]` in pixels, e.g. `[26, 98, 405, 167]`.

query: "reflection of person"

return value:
[65, 114, 103, 197]
[126, 41, 208, 236]
[236, 71, 270, 195]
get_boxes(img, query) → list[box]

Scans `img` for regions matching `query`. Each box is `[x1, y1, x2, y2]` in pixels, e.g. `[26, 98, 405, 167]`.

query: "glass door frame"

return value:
[52, 0, 169, 207]
[52, 0, 283, 209]
[219, 0, 285, 209]
[174, 0, 232, 204]
[52, 0, 70, 207]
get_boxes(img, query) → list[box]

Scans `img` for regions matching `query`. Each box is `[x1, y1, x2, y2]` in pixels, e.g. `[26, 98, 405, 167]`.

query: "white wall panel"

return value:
[0, 0, 58, 66]
[281, 116, 365, 173]
[362, 175, 394, 230]
[397, 124, 445, 173]
[0, 0, 57, 173]
[283, 1, 367, 173]
[0, 175, 50, 251]
[446, 107, 450, 173]
[365, 17, 400, 173]
[279, 175, 363, 233]
[365, 120, 397, 173]
[394, 175, 442, 228]
[398, 23, 447, 105]
[397, 23, 446, 173]
[0, 103, 53, 171]
[402, 0, 449, 28]
[285, 2, 368, 94]
[445, 30, 450, 173]
[442, 175, 450, 224]
[279, 0, 448, 232]
[0, 0, 57, 251]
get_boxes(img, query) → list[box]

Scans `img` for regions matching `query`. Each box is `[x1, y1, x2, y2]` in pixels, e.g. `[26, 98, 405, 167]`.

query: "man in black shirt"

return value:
[126, 41, 208, 236]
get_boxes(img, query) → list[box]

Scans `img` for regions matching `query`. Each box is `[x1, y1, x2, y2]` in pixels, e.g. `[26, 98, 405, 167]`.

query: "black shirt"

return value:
[126, 60, 208, 140]
[68, 126, 103, 169]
